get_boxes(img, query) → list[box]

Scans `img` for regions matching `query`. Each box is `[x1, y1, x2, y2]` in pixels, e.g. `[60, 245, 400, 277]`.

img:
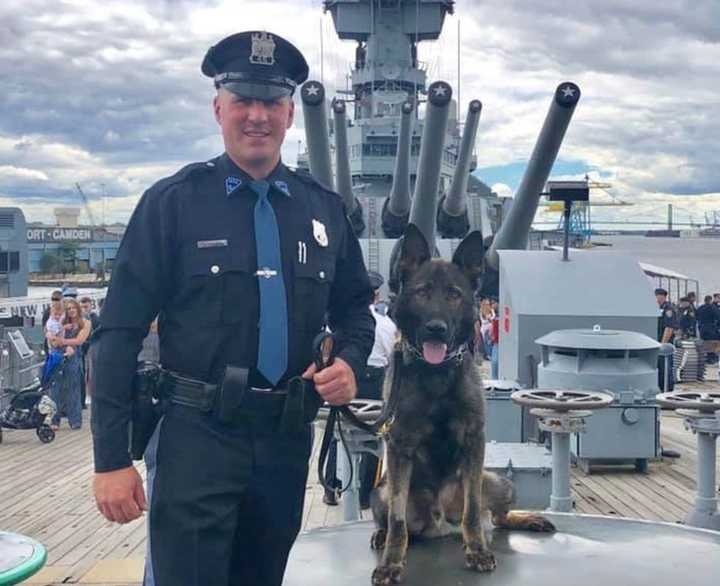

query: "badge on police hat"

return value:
[312, 219, 328, 247]
[250, 32, 276, 66]
[665, 309, 674, 318]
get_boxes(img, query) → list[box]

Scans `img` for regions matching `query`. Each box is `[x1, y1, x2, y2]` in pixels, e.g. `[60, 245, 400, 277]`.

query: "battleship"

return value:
[0, 2, 719, 585]
[297, 0, 580, 298]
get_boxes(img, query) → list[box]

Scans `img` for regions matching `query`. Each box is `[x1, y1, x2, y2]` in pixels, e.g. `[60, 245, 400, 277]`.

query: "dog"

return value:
[370, 225, 554, 585]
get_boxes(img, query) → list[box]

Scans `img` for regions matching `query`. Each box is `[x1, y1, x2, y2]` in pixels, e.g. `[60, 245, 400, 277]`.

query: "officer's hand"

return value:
[302, 357, 357, 406]
[94, 466, 147, 524]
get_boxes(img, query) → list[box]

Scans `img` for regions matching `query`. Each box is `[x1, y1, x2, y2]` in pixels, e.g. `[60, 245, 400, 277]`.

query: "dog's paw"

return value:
[370, 528, 387, 550]
[464, 548, 497, 572]
[525, 514, 556, 533]
[371, 562, 406, 585]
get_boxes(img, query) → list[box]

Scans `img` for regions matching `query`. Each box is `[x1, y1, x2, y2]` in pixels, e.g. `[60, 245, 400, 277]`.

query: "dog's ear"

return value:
[452, 230, 485, 288]
[397, 223, 431, 286]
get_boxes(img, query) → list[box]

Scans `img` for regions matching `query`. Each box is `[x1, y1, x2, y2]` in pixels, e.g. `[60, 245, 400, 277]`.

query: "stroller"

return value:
[0, 359, 62, 445]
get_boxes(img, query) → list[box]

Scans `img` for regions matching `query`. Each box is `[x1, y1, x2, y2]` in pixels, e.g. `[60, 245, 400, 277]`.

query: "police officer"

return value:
[655, 287, 678, 391]
[91, 31, 374, 586]
[656, 287, 678, 344]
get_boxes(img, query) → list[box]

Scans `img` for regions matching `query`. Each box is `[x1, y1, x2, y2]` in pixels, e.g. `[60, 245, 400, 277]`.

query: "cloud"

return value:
[0, 0, 717, 225]
[490, 183, 512, 199]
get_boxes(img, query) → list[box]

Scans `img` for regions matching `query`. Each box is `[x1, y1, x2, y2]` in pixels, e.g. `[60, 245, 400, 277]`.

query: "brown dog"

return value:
[370, 225, 553, 585]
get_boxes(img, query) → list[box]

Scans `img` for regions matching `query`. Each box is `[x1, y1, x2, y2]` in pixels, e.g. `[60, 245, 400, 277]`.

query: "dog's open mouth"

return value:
[422, 341, 448, 364]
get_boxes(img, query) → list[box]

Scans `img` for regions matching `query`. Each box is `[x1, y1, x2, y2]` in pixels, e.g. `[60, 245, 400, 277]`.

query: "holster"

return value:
[279, 377, 323, 434]
[130, 362, 164, 460]
[216, 365, 249, 424]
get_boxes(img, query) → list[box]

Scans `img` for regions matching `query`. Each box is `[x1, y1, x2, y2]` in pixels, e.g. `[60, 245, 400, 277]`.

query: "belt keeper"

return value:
[279, 376, 306, 434]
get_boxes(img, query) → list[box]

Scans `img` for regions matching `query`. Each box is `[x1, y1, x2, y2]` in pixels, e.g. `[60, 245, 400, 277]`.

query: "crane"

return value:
[75, 183, 98, 227]
[537, 176, 631, 245]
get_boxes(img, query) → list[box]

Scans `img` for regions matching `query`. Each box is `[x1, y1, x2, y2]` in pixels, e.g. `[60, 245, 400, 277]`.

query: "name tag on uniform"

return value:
[197, 239, 228, 249]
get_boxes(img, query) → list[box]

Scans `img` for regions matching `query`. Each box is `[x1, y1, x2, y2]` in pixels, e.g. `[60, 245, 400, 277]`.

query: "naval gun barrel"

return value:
[332, 99, 365, 234]
[409, 81, 453, 250]
[382, 100, 414, 237]
[486, 82, 581, 270]
[437, 99, 482, 238]
[300, 81, 334, 191]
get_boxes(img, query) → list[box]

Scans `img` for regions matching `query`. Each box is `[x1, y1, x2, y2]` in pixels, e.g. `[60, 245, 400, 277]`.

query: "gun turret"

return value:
[437, 99, 482, 238]
[381, 100, 414, 238]
[300, 81, 334, 191]
[482, 82, 581, 291]
[409, 81, 452, 251]
[332, 99, 365, 235]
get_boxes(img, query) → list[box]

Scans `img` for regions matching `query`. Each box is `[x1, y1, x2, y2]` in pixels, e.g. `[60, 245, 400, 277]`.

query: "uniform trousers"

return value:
[143, 403, 312, 586]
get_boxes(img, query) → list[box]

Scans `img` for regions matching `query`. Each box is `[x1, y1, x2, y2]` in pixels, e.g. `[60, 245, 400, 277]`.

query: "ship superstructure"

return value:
[300, 0, 581, 295]
[298, 0, 504, 255]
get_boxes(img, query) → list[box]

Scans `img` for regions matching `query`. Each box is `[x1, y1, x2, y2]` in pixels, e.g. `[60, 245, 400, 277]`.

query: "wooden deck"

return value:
[1, 374, 718, 585]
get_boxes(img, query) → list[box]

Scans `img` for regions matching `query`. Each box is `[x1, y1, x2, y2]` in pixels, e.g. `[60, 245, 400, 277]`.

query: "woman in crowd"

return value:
[48, 299, 91, 430]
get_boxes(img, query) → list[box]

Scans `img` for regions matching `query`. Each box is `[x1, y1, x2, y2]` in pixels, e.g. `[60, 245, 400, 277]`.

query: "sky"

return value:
[0, 0, 718, 228]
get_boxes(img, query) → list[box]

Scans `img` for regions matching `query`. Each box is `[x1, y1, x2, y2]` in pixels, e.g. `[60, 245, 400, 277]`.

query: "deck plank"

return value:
[1, 378, 717, 585]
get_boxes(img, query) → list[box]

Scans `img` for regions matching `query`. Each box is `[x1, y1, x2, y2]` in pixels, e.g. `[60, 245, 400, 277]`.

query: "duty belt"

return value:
[164, 371, 286, 414]
[162, 369, 322, 432]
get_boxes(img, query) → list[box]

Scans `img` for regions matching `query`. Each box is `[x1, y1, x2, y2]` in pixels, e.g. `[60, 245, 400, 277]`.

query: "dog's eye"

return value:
[447, 287, 463, 300]
[414, 285, 430, 298]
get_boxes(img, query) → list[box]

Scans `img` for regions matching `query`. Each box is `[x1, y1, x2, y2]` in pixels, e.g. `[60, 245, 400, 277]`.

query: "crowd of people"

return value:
[41, 286, 100, 430]
[657, 287, 720, 364]
[474, 297, 500, 379]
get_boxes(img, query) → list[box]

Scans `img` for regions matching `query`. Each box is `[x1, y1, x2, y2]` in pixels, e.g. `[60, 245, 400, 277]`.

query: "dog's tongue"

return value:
[422, 342, 448, 364]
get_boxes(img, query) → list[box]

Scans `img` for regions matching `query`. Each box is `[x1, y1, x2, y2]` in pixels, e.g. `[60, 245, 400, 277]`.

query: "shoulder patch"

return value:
[150, 161, 215, 195]
[289, 167, 339, 198]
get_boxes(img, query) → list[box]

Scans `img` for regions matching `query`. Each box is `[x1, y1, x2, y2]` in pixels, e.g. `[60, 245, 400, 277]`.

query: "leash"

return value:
[315, 333, 403, 496]
[315, 332, 355, 496]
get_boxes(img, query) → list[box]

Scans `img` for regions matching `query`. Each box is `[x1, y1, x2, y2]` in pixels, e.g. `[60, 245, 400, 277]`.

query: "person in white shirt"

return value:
[361, 279, 398, 397]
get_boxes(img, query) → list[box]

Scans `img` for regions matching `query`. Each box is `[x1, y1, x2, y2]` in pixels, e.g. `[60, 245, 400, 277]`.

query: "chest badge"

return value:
[312, 219, 329, 247]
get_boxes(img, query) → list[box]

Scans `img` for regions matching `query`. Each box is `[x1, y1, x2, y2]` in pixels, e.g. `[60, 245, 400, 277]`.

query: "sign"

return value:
[26, 228, 93, 242]
[7, 330, 34, 359]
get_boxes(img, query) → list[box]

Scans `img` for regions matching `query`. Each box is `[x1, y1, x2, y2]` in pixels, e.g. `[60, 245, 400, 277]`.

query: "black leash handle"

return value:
[314, 332, 355, 496]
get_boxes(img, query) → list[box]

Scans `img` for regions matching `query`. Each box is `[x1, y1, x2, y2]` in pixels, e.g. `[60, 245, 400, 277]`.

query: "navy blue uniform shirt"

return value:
[657, 300, 679, 342]
[91, 154, 375, 472]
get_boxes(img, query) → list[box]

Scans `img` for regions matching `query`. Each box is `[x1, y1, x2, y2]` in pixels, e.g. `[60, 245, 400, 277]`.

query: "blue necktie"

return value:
[249, 180, 288, 385]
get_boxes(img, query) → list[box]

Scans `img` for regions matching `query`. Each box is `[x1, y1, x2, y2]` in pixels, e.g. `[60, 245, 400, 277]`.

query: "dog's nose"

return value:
[425, 320, 448, 337]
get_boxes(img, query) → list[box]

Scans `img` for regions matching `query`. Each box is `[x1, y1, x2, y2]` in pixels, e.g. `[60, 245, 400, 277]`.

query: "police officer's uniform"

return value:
[656, 289, 678, 391]
[91, 31, 374, 586]
[658, 300, 679, 343]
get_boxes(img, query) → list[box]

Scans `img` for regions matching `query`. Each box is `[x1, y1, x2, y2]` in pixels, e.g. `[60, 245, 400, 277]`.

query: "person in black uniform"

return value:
[679, 296, 699, 340]
[697, 294, 720, 364]
[655, 287, 678, 391]
[91, 31, 374, 586]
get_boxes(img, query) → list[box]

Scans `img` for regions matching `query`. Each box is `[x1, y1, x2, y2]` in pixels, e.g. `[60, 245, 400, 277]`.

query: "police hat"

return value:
[368, 271, 384, 290]
[202, 31, 309, 100]
[655, 288, 668, 296]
